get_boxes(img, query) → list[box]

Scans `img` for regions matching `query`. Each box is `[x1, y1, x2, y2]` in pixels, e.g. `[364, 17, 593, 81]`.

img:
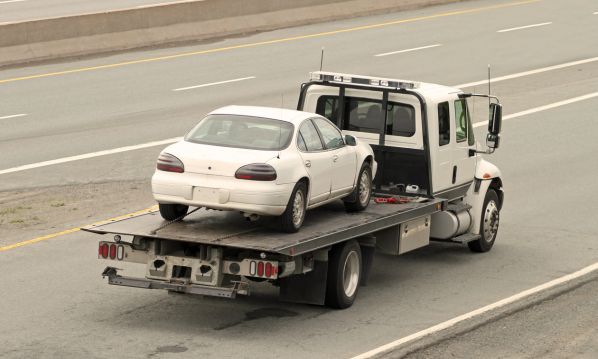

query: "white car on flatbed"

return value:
[152, 105, 377, 232]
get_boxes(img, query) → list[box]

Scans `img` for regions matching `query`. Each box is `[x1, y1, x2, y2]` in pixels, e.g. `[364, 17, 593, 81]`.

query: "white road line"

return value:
[2, 57, 598, 176]
[136, 0, 204, 9]
[497, 21, 552, 33]
[593, 11, 598, 15]
[473, 92, 598, 128]
[0, 113, 27, 120]
[374, 44, 442, 57]
[173, 76, 256, 91]
[0, 137, 182, 175]
[453, 56, 598, 88]
[0, 0, 27, 4]
[352, 261, 598, 359]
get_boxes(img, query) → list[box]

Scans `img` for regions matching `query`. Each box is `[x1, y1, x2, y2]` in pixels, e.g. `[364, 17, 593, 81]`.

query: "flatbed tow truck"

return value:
[83, 72, 504, 308]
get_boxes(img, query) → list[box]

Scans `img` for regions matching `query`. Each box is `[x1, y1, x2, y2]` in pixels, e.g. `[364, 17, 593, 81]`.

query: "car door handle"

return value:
[305, 160, 311, 168]
[332, 155, 339, 162]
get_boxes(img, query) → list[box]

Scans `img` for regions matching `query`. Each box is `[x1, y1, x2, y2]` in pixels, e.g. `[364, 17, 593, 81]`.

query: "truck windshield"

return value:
[185, 114, 294, 151]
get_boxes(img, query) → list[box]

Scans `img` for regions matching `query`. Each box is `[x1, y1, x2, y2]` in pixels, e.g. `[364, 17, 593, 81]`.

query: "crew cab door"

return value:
[297, 120, 331, 204]
[311, 117, 357, 197]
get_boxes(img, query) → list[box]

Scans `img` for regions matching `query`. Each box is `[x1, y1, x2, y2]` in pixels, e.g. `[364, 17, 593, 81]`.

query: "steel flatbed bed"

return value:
[83, 198, 445, 257]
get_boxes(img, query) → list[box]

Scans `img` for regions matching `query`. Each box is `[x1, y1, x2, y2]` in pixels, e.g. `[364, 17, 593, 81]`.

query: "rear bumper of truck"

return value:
[101, 267, 249, 299]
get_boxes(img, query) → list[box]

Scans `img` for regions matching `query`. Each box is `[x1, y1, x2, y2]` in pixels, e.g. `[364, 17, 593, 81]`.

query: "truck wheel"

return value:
[159, 203, 189, 221]
[468, 189, 500, 253]
[326, 240, 362, 309]
[280, 182, 307, 233]
[344, 162, 372, 212]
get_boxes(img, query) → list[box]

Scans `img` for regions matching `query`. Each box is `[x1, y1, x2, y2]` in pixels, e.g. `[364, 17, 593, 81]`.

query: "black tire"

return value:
[344, 162, 372, 212]
[468, 189, 500, 253]
[325, 240, 362, 309]
[159, 203, 189, 221]
[280, 182, 307, 233]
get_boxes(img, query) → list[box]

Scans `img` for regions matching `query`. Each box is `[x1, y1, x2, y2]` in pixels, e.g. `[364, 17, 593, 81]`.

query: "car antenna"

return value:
[320, 47, 325, 71]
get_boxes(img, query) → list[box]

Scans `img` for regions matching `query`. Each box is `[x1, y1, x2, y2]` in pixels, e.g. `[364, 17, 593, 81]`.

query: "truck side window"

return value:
[438, 101, 450, 146]
[315, 97, 339, 126]
[454, 99, 475, 145]
[299, 120, 324, 151]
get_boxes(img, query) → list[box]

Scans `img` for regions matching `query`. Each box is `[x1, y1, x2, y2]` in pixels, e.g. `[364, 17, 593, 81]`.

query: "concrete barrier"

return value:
[0, 0, 467, 68]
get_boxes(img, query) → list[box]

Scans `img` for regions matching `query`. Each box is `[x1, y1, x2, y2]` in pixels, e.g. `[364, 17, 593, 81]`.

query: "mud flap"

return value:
[279, 261, 328, 305]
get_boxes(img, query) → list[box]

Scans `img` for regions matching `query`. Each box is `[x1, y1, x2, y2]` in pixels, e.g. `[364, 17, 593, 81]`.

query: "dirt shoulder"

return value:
[0, 180, 155, 247]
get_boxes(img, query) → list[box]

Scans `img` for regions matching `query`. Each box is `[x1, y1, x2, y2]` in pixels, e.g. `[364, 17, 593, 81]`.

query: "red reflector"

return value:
[257, 261, 264, 277]
[265, 262, 272, 277]
[101, 243, 109, 258]
[109, 244, 117, 259]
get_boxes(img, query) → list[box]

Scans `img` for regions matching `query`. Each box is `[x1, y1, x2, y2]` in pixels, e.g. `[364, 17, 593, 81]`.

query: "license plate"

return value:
[194, 187, 219, 202]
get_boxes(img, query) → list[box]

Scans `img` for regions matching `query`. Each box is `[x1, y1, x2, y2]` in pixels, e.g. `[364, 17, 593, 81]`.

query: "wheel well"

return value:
[364, 155, 373, 165]
[298, 177, 310, 197]
[490, 177, 504, 210]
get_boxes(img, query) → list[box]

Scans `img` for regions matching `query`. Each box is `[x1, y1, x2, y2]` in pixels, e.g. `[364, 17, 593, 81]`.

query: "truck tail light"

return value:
[157, 153, 184, 173]
[98, 242, 125, 261]
[249, 260, 278, 278]
[235, 164, 277, 181]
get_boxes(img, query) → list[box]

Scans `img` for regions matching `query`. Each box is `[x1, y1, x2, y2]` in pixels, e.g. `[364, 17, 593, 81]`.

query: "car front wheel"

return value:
[344, 162, 372, 212]
[280, 182, 307, 233]
[159, 203, 189, 221]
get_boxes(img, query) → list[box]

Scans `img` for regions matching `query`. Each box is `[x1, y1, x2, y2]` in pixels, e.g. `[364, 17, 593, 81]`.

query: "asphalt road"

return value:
[0, 0, 202, 23]
[1, 0, 598, 358]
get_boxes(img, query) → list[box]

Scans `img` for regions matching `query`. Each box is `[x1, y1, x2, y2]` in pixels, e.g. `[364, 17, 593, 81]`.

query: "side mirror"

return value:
[344, 134, 357, 146]
[488, 103, 502, 135]
[486, 133, 500, 149]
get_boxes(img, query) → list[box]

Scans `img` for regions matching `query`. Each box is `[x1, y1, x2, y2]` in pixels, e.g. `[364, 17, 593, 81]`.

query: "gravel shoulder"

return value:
[0, 180, 155, 247]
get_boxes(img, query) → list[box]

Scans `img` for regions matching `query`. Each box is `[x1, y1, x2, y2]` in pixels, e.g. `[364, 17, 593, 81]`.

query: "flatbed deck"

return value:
[83, 198, 444, 256]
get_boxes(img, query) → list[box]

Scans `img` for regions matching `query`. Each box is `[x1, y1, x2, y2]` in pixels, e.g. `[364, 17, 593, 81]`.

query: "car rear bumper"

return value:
[152, 171, 292, 216]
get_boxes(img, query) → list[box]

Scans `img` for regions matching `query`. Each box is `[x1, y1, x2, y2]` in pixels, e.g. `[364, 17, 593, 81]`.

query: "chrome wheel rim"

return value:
[292, 189, 305, 227]
[358, 170, 371, 205]
[342, 251, 360, 297]
[483, 200, 499, 242]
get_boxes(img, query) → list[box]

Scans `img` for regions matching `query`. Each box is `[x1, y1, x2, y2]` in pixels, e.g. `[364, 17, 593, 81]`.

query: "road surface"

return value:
[1, 0, 597, 358]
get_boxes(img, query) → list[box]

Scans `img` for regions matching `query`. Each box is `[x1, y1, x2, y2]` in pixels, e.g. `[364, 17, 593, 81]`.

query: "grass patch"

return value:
[0, 206, 32, 216]
[9, 219, 24, 224]
[50, 202, 65, 208]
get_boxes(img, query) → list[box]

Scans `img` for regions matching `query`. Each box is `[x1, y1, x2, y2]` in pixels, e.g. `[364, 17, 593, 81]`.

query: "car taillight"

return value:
[235, 163, 277, 181]
[157, 153, 184, 173]
[249, 260, 278, 278]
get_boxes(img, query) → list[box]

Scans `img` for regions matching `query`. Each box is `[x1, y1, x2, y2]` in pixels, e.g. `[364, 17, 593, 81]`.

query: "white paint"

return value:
[473, 92, 598, 128]
[136, 0, 203, 8]
[593, 11, 598, 15]
[374, 44, 441, 57]
[0, 113, 27, 120]
[497, 22, 552, 33]
[0, 0, 27, 4]
[0, 137, 182, 175]
[173, 76, 256, 91]
[352, 261, 598, 359]
[454, 56, 598, 88]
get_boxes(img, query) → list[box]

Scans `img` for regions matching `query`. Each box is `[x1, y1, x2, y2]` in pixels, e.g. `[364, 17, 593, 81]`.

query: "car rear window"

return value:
[185, 114, 294, 151]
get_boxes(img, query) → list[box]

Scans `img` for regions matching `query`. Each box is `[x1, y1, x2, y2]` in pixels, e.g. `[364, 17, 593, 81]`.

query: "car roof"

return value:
[209, 105, 318, 125]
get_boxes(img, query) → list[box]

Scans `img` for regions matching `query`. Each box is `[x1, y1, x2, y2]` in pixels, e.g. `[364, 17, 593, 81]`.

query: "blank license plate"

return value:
[194, 187, 219, 202]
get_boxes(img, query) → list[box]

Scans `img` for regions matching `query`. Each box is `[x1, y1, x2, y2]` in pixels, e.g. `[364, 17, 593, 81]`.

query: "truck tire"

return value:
[280, 182, 307, 233]
[344, 162, 372, 212]
[159, 203, 189, 221]
[468, 189, 500, 253]
[326, 240, 362, 309]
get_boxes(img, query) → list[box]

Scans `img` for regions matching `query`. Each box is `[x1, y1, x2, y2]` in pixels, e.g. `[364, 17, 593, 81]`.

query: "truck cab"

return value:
[298, 72, 504, 247]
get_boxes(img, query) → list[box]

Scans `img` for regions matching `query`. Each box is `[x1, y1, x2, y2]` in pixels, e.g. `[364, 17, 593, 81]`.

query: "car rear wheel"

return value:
[280, 182, 307, 233]
[344, 162, 372, 212]
[159, 203, 189, 221]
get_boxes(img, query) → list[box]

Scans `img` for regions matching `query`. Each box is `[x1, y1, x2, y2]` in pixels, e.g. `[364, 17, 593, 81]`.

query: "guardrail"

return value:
[0, 0, 465, 68]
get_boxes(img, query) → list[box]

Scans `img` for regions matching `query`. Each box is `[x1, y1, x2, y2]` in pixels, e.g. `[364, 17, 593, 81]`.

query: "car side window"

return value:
[297, 132, 308, 151]
[299, 120, 324, 151]
[312, 117, 344, 149]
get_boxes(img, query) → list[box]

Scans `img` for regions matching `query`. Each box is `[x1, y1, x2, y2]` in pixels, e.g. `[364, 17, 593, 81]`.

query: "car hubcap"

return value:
[342, 251, 360, 298]
[358, 170, 371, 205]
[483, 200, 499, 242]
[292, 189, 305, 227]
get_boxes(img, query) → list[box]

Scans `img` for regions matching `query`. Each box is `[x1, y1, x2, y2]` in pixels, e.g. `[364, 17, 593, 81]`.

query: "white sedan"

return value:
[152, 105, 377, 232]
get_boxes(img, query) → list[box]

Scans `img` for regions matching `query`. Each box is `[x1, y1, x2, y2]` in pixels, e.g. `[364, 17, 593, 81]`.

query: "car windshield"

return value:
[185, 114, 294, 151]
